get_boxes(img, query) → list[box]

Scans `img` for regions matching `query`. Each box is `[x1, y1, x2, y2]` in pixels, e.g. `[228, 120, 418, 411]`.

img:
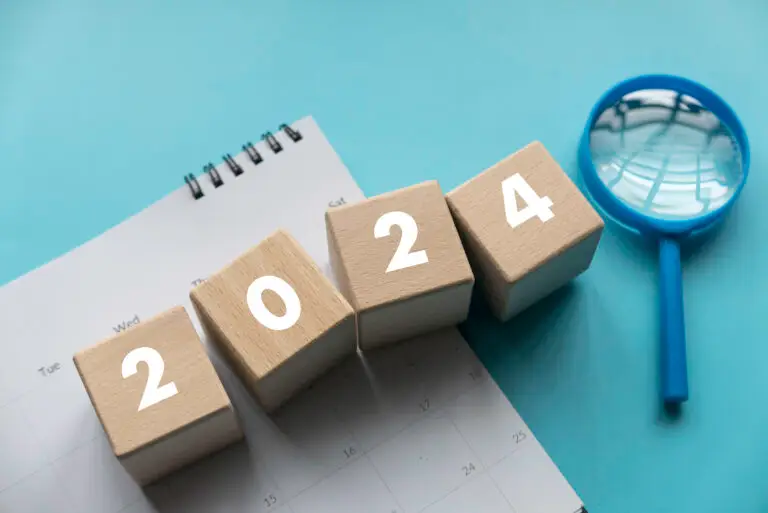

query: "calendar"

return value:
[0, 117, 586, 513]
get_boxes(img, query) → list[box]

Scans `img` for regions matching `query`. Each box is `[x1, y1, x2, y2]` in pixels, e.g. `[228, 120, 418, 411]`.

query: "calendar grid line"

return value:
[0, 396, 57, 496]
[0, 455, 50, 498]
[277, 374, 488, 511]
[264, 368, 507, 513]
[117, 497, 147, 513]
[360, 452, 406, 513]
[445, 404, 524, 513]
[488, 469, 521, 513]
[413, 467, 489, 513]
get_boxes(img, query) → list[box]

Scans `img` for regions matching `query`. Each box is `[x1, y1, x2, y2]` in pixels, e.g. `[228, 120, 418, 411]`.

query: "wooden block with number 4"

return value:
[190, 229, 356, 412]
[446, 141, 604, 322]
[325, 181, 474, 350]
[72, 306, 243, 485]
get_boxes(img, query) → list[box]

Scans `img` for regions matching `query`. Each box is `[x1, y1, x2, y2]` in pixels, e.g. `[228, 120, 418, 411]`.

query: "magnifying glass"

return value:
[578, 74, 750, 404]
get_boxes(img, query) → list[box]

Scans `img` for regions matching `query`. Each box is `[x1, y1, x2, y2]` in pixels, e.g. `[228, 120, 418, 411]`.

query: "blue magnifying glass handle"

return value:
[659, 237, 689, 403]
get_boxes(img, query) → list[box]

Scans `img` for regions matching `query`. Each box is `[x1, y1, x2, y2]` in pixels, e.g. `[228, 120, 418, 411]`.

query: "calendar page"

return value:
[0, 117, 585, 513]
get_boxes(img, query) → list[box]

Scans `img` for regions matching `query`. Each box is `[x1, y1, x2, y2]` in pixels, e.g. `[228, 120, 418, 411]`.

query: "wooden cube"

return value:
[190, 229, 356, 412]
[446, 141, 604, 322]
[73, 306, 243, 486]
[325, 180, 474, 350]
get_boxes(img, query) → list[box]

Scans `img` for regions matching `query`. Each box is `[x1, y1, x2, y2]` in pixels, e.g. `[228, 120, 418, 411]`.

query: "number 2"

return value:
[121, 347, 178, 411]
[374, 211, 428, 273]
[502, 173, 554, 228]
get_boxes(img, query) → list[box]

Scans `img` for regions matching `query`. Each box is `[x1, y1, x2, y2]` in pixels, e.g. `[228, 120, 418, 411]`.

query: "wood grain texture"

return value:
[72, 306, 242, 485]
[325, 181, 474, 350]
[446, 141, 604, 321]
[190, 229, 356, 412]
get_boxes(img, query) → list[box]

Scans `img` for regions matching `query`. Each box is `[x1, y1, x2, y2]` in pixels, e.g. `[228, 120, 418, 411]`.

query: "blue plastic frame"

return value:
[578, 74, 751, 237]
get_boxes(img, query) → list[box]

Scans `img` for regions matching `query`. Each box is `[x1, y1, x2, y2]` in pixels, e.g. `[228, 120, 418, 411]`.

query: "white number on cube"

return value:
[374, 211, 428, 273]
[501, 173, 554, 228]
[247, 275, 301, 331]
[122, 347, 179, 411]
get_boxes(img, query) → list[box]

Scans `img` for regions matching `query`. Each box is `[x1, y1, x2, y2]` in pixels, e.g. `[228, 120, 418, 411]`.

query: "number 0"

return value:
[122, 347, 179, 411]
[501, 173, 554, 228]
[374, 211, 428, 273]
[247, 275, 301, 331]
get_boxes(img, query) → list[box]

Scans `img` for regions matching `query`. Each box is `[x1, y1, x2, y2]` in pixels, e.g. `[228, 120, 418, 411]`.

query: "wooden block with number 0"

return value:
[72, 306, 243, 485]
[446, 141, 604, 321]
[325, 181, 474, 350]
[190, 229, 356, 412]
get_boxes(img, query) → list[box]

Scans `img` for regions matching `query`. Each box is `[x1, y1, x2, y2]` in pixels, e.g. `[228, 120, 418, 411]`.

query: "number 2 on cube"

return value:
[502, 173, 554, 228]
[374, 211, 428, 273]
[122, 347, 179, 412]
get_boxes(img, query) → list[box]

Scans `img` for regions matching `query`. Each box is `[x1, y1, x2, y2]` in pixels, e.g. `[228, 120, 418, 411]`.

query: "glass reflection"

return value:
[589, 89, 743, 221]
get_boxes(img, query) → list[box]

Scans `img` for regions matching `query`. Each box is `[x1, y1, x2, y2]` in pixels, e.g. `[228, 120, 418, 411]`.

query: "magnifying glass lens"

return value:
[588, 89, 744, 223]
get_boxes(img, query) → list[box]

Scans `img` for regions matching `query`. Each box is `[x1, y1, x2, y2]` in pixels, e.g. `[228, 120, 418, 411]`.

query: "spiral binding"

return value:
[184, 122, 303, 200]
[184, 174, 203, 200]
[203, 163, 223, 187]
[262, 131, 282, 153]
[223, 154, 243, 176]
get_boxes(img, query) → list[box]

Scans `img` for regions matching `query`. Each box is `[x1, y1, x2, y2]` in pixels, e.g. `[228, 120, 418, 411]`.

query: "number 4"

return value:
[501, 173, 554, 228]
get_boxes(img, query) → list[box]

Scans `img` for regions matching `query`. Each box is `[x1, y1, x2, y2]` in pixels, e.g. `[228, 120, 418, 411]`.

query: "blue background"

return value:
[2, 1, 767, 511]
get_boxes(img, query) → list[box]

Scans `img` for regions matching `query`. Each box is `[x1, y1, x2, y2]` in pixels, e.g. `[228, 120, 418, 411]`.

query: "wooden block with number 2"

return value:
[446, 141, 604, 322]
[73, 306, 243, 485]
[326, 181, 475, 350]
[190, 229, 356, 412]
